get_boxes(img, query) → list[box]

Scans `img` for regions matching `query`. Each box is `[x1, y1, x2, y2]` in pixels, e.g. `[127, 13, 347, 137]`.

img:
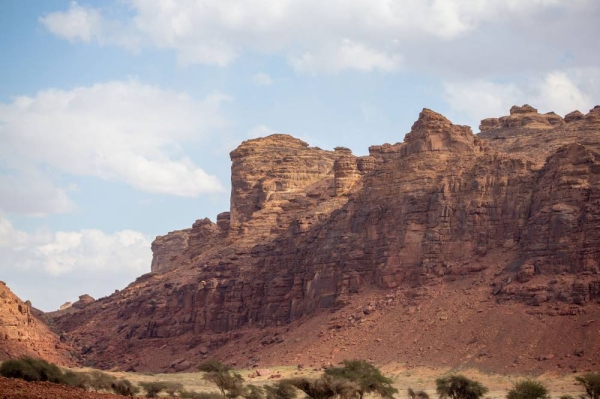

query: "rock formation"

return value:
[44, 105, 600, 373]
[0, 282, 75, 365]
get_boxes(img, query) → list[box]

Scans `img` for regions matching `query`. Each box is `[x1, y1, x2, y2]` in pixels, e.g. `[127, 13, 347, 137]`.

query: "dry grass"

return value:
[63, 364, 588, 398]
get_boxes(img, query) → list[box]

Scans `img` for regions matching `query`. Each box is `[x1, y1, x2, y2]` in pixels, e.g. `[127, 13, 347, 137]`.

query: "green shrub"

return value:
[0, 359, 41, 382]
[0, 357, 63, 383]
[0, 357, 137, 397]
[139, 381, 174, 398]
[506, 380, 549, 399]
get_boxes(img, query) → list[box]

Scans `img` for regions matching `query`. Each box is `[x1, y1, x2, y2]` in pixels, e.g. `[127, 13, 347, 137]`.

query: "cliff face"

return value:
[47, 105, 600, 373]
[0, 282, 75, 365]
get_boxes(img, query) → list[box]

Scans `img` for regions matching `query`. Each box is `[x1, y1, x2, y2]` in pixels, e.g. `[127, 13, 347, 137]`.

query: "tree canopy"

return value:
[198, 360, 244, 398]
[435, 375, 488, 399]
[506, 380, 549, 399]
[324, 359, 398, 399]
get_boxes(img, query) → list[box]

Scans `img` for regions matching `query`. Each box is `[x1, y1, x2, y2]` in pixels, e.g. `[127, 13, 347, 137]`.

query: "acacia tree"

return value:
[576, 373, 600, 399]
[324, 360, 398, 399]
[287, 375, 360, 399]
[506, 380, 549, 399]
[435, 375, 488, 399]
[198, 360, 244, 398]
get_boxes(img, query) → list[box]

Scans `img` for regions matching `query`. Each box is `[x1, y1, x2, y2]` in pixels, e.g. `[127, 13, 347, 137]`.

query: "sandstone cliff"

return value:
[0, 282, 75, 365]
[46, 106, 600, 373]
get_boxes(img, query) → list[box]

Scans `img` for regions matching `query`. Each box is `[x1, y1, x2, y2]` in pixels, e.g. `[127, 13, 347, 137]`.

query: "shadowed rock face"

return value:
[45, 106, 600, 372]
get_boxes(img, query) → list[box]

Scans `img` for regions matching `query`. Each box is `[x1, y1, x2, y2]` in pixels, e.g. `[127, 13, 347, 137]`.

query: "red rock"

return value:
[43, 106, 600, 374]
[0, 283, 76, 365]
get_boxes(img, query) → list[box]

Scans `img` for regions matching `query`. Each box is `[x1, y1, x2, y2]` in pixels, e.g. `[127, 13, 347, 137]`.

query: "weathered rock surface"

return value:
[0, 282, 75, 365]
[45, 106, 600, 373]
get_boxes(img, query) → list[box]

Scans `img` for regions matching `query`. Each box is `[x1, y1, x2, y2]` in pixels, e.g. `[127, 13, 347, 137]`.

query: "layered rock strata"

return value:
[46, 106, 600, 372]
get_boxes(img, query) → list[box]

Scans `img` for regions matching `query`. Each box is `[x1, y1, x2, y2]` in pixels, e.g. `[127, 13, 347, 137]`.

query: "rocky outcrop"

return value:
[565, 110, 584, 123]
[0, 282, 75, 365]
[46, 105, 600, 373]
[229, 134, 338, 239]
[479, 105, 600, 167]
[72, 294, 95, 309]
[479, 104, 564, 133]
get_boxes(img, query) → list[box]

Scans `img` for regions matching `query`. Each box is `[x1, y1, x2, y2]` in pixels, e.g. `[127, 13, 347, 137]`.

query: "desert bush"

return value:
[265, 381, 299, 399]
[87, 370, 117, 391]
[244, 384, 265, 399]
[287, 375, 359, 399]
[0, 358, 41, 382]
[409, 388, 431, 399]
[0, 357, 137, 396]
[436, 375, 488, 399]
[506, 380, 549, 399]
[62, 370, 93, 389]
[0, 357, 63, 383]
[325, 359, 397, 399]
[576, 373, 600, 399]
[140, 381, 171, 398]
[111, 378, 140, 396]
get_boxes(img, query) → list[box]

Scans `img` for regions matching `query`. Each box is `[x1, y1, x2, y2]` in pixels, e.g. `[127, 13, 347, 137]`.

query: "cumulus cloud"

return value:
[0, 214, 151, 310]
[0, 80, 230, 216]
[443, 68, 600, 129]
[40, 1, 599, 74]
[40, 1, 140, 50]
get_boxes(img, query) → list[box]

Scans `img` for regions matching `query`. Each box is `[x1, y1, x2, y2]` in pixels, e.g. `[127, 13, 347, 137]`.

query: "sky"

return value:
[1, 0, 599, 311]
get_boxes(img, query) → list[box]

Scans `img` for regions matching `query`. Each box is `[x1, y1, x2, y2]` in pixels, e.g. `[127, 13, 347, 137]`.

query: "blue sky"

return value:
[1, 0, 599, 311]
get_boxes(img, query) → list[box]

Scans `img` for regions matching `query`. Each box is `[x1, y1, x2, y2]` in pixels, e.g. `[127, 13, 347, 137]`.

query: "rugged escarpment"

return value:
[46, 106, 600, 373]
[0, 282, 75, 365]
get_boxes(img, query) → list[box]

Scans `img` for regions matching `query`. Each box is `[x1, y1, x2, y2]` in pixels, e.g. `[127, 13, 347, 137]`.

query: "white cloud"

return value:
[40, 1, 141, 50]
[290, 39, 401, 74]
[0, 214, 152, 310]
[248, 124, 277, 139]
[252, 73, 273, 86]
[443, 68, 600, 129]
[40, 1, 103, 43]
[0, 172, 76, 217]
[40, 1, 598, 74]
[0, 80, 230, 215]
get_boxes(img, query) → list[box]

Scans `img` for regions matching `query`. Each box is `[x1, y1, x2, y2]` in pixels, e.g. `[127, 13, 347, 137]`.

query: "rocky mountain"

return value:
[44, 105, 600, 373]
[0, 281, 75, 365]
